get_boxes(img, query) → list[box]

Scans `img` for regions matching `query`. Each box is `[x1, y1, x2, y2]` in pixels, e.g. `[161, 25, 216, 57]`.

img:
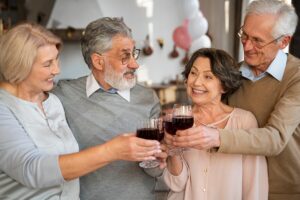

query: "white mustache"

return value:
[124, 70, 136, 76]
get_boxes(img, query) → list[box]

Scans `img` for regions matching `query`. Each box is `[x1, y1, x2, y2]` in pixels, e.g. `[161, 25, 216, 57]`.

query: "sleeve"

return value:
[162, 156, 189, 192]
[150, 90, 161, 118]
[0, 103, 64, 188]
[219, 77, 300, 156]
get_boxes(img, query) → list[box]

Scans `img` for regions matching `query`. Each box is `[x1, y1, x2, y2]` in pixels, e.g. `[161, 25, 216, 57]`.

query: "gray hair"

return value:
[81, 17, 132, 68]
[246, 0, 298, 39]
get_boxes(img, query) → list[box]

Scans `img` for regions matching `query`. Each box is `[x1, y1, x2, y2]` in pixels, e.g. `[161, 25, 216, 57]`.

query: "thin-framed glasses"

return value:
[237, 27, 283, 49]
[99, 48, 141, 65]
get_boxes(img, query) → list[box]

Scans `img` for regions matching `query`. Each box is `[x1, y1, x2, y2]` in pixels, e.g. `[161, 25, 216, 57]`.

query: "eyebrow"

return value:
[191, 66, 212, 73]
[242, 28, 263, 40]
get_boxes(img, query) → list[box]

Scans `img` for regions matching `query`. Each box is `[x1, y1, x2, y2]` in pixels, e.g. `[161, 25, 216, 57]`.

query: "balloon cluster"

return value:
[171, 0, 211, 61]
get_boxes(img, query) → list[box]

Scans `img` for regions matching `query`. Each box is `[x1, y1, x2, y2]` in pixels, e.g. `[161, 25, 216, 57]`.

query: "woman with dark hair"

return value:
[163, 48, 268, 200]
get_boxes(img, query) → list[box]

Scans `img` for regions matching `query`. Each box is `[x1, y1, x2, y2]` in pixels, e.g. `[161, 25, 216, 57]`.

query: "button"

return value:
[204, 168, 208, 173]
[203, 188, 206, 192]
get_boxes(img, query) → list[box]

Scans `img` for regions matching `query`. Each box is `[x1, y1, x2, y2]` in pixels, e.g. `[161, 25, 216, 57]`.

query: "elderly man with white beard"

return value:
[53, 17, 168, 200]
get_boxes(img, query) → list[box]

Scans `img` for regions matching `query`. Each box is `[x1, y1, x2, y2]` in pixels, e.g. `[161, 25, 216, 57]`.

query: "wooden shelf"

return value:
[49, 28, 85, 41]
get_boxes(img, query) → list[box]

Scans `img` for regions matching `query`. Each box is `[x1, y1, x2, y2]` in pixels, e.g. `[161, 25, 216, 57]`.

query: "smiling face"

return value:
[21, 44, 60, 94]
[186, 57, 224, 106]
[241, 14, 281, 73]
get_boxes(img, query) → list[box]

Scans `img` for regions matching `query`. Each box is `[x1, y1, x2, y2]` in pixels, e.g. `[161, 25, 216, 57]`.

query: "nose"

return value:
[51, 60, 60, 75]
[127, 56, 139, 69]
[243, 39, 255, 51]
[193, 75, 203, 86]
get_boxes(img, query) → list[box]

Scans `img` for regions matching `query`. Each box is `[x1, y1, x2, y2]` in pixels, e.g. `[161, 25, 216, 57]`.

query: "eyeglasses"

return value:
[237, 27, 283, 49]
[100, 48, 141, 65]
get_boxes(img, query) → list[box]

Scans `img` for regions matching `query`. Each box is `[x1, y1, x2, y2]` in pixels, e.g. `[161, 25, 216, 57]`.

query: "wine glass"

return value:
[171, 104, 194, 154]
[136, 118, 164, 168]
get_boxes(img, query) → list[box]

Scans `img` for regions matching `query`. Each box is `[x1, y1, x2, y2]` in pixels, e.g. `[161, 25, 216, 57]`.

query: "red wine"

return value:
[172, 116, 194, 130]
[158, 131, 165, 141]
[137, 128, 160, 140]
[164, 121, 177, 135]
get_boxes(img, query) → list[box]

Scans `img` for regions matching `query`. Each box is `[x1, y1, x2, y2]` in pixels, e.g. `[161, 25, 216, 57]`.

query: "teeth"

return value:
[192, 88, 205, 94]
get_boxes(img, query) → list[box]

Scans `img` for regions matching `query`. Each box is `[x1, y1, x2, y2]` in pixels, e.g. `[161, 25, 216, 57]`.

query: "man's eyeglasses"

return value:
[237, 27, 283, 49]
[100, 48, 141, 65]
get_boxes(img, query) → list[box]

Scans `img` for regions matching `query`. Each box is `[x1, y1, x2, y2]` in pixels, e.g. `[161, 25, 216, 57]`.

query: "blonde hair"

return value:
[0, 22, 62, 83]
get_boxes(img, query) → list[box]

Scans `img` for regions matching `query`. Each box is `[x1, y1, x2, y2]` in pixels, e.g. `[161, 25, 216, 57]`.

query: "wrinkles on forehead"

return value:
[244, 14, 277, 39]
[109, 35, 135, 54]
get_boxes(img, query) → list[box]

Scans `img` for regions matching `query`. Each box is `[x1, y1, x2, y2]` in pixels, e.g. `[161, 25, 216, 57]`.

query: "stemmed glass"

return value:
[168, 104, 194, 155]
[136, 118, 164, 168]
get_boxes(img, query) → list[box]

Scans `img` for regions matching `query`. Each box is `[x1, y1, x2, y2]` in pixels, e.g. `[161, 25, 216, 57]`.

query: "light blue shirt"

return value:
[0, 90, 79, 200]
[240, 50, 287, 82]
[86, 73, 131, 102]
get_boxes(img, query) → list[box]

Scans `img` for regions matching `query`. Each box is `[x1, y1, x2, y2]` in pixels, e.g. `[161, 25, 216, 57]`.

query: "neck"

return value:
[251, 64, 269, 76]
[193, 102, 233, 125]
[0, 82, 46, 103]
[92, 69, 112, 91]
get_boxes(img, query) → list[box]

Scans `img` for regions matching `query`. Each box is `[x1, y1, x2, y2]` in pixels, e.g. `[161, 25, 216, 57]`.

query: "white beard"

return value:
[104, 63, 136, 91]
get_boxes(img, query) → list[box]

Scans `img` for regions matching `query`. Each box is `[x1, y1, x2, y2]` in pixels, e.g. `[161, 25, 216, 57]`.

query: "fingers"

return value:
[129, 138, 162, 161]
[163, 132, 174, 145]
[173, 125, 221, 150]
[172, 127, 202, 147]
[154, 144, 168, 169]
[135, 137, 160, 147]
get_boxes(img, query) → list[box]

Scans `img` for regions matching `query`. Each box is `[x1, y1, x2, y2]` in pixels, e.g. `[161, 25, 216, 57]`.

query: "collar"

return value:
[240, 50, 287, 82]
[86, 73, 131, 102]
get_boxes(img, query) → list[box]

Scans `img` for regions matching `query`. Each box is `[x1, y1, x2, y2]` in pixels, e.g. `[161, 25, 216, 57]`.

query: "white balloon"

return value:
[188, 13, 208, 40]
[183, 0, 200, 19]
[189, 35, 212, 54]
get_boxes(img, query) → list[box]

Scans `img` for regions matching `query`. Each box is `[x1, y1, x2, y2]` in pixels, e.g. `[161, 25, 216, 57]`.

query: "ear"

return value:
[91, 53, 104, 71]
[278, 35, 291, 50]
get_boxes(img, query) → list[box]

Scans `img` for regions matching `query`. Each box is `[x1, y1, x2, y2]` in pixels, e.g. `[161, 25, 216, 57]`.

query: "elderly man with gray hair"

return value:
[171, 0, 300, 199]
[53, 17, 168, 200]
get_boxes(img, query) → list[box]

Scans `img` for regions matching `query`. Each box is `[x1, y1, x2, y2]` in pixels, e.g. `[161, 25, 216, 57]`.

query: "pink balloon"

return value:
[172, 21, 192, 51]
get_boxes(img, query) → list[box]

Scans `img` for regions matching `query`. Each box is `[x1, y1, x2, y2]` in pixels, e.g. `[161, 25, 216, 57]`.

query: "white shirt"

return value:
[86, 73, 131, 102]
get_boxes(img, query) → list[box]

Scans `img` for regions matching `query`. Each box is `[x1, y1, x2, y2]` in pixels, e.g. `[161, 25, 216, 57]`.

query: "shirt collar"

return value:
[240, 50, 287, 81]
[86, 73, 131, 102]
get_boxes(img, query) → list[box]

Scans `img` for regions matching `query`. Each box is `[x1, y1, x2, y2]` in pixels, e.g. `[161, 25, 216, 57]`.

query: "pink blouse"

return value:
[163, 108, 268, 200]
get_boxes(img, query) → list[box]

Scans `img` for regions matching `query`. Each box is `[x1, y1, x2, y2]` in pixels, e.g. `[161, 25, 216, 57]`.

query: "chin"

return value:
[244, 58, 257, 66]
[43, 84, 54, 92]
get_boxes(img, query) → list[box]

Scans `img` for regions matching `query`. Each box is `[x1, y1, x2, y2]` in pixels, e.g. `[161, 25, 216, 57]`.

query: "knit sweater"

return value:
[53, 76, 161, 200]
[219, 54, 300, 200]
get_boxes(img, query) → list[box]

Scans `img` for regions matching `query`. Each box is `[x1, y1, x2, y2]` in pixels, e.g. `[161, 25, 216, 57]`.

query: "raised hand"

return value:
[103, 133, 161, 162]
[173, 125, 221, 150]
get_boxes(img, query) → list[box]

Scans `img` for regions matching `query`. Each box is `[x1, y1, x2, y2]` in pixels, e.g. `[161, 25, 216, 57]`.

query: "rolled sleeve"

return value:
[162, 159, 189, 192]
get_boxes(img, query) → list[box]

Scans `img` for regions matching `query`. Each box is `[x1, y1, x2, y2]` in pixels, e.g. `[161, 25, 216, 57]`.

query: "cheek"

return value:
[186, 79, 193, 94]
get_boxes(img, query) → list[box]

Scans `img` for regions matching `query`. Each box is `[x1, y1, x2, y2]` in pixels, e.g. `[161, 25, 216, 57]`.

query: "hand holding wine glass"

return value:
[169, 104, 194, 155]
[136, 118, 165, 168]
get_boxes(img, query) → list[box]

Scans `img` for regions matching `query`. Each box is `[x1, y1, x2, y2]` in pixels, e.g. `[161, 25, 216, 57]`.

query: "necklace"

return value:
[195, 110, 234, 128]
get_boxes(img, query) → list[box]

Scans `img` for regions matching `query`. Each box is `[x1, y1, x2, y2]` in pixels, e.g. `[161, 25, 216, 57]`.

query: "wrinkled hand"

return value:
[163, 132, 176, 149]
[154, 143, 168, 169]
[173, 125, 221, 150]
[104, 133, 161, 162]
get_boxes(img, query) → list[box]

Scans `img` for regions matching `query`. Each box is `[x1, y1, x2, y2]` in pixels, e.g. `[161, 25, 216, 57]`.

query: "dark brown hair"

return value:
[182, 48, 242, 100]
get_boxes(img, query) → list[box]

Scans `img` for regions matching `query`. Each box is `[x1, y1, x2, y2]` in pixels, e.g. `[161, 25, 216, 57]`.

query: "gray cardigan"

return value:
[53, 76, 163, 200]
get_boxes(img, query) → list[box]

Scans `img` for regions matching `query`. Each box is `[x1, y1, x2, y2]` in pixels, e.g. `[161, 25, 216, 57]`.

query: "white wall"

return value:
[48, 0, 188, 84]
